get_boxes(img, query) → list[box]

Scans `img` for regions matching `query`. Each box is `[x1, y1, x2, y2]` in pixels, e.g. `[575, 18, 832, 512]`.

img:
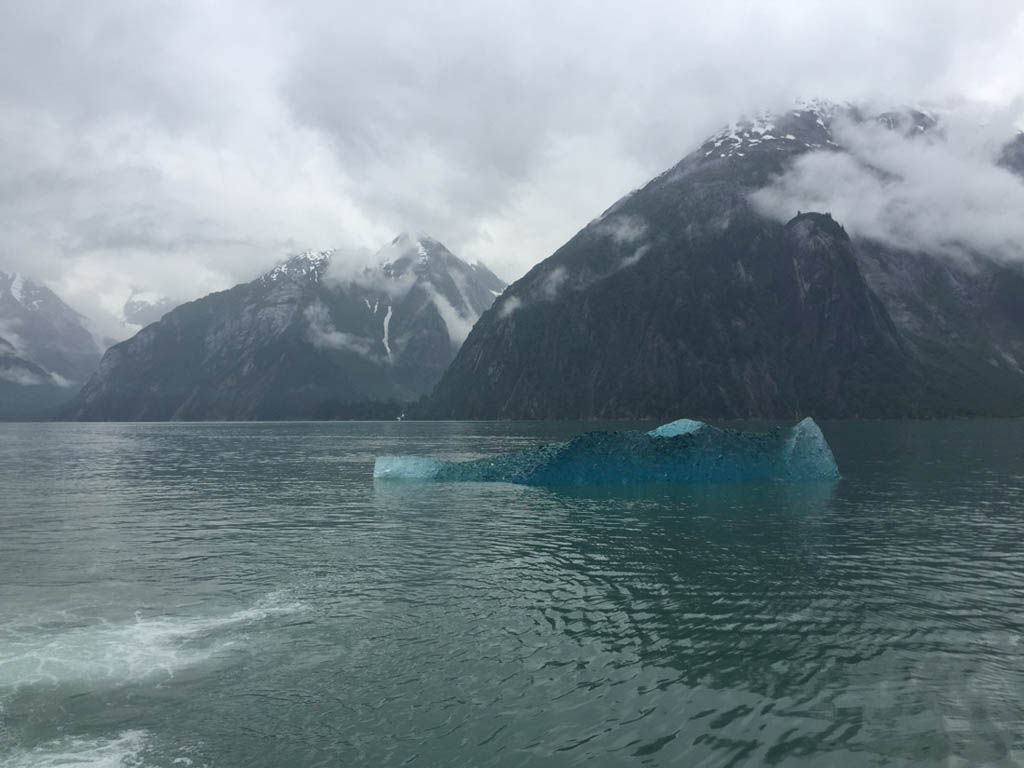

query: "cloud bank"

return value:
[751, 107, 1024, 261]
[0, 1, 1023, 339]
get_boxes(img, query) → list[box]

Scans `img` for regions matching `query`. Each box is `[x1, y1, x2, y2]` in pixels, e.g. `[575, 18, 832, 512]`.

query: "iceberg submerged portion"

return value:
[374, 417, 839, 486]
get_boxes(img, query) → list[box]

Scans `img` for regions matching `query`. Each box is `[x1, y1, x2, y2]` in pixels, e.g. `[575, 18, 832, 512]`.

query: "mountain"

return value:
[0, 271, 102, 419]
[123, 291, 177, 328]
[999, 132, 1024, 177]
[65, 235, 505, 420]
[426, 104, 1024, 419]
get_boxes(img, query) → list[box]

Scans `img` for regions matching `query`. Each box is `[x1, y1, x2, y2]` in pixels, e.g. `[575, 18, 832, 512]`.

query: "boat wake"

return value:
[0, 592, 305, 690]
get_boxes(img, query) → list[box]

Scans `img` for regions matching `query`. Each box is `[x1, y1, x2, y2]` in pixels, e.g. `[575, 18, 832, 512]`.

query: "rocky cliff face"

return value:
[999, 132, 1024, 177]
[67, 235, 504, 420]
[426, 106, 1024, 419]
[0, 271, 101, 418]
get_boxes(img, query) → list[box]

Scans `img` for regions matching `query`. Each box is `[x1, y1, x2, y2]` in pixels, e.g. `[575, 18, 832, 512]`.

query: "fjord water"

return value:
[1, 421, 1023, 767]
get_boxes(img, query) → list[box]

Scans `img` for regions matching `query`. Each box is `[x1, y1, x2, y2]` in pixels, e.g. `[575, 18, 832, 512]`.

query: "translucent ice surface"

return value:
[647, 418, 706, 438]
[374, 417, 839, 486]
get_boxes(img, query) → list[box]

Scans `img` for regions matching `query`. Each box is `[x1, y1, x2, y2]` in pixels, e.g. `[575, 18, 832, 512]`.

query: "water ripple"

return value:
[1, 420, 1024, 766]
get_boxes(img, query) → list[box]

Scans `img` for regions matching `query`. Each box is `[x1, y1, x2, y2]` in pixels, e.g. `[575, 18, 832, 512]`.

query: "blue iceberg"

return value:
[374, 417, 839, 486]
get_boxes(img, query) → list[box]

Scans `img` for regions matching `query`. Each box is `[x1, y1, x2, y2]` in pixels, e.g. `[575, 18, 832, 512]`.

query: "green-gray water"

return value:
[1, 420, 1023, 767]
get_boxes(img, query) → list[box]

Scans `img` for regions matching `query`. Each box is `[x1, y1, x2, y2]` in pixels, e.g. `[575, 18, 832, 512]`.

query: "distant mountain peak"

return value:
[379, 232, 448, 269]
[1, 271, 52, 313]
[793, 96, 843, 116]
[66, 236, 506, 420]
[425, 101, 1024, 420]
[122, 290, 177, 329]
[0, 270, 101, 418]
[353, 234, 507, 348]
[262, 250, 334, 283]
[698, 101, 942, 164]
[392, 231, 428, 246]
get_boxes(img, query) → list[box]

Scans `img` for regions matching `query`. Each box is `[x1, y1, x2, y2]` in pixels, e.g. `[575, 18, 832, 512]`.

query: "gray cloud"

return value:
[751, 106, 1024, 261]
[0, 365, 44, 387]
[594, 215, 648, 246]
[0, 0, 1022, 340]
[421, 286, 476, 347]
[498, 295, 522, 318]
[304, 301, 382, 360]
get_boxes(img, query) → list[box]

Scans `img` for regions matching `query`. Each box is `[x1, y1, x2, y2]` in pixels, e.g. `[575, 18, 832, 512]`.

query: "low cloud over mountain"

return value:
[752, 103, 1024, 262]
[1, 2, 1022, 339]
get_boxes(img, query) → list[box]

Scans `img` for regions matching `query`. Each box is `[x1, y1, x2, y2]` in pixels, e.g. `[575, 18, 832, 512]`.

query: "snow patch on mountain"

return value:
[265, 250, 334, 283]
[321, 233, 505, 352]
[10, 273, 25, 304]
[700, 108, 837, 161]
[696, 101, 947, 165]
[300, 232, 508, 358]
[382, 306, 393, 360]
[0, 270, 102, 414]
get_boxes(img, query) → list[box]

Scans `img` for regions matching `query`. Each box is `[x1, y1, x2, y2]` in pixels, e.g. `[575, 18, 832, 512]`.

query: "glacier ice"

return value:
[374, 417, 839, 486]
[647, 418, 706, 438]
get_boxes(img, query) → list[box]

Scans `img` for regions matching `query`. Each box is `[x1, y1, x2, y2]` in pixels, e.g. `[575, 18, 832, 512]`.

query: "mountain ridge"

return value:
[65, 236, 505, 420]
[0, 271, 101, 419]
[424, 105, 1024, 419]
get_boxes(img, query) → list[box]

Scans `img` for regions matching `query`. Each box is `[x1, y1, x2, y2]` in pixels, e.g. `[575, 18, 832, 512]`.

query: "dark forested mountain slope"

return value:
[67, 235, 504, 420]
[0, 271, 101, 419]
[427, 106, 1024, 419]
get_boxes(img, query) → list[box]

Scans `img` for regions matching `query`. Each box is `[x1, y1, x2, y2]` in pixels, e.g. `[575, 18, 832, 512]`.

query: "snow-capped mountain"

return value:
[426, 103, 1024, 419]
[0, 271, 101, 418]
[122, 290, 177, 329]
[692, 100, 938, 164]
[66, 235, 505, 420]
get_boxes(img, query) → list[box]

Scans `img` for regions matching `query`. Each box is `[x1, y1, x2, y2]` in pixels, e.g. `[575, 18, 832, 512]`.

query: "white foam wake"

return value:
[3, 730, 150, 768]
[0, 593, 305, 690]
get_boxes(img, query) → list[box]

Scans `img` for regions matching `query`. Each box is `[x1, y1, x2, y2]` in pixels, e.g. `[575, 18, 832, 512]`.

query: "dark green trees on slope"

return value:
[66, 235, 504, 420]
[427, 107, 1024, 419]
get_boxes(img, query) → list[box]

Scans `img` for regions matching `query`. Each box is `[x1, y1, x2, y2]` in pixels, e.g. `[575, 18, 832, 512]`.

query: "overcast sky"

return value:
[1, 0, 1023, 336]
